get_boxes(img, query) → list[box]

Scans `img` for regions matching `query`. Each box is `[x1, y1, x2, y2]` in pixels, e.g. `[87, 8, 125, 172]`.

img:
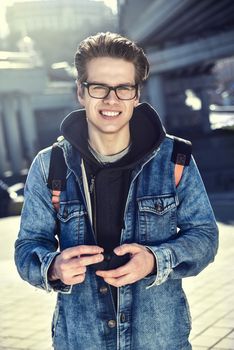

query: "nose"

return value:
[103, 89, 119, 104]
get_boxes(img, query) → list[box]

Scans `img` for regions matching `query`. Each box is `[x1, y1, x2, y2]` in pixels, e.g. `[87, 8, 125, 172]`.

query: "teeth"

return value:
[101, 111, 120, 117]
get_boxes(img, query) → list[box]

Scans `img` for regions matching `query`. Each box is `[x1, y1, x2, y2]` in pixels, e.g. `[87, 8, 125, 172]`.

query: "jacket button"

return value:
[155, 204, 163, 212]
[107, 320, 116, 328]
[63, 208, 68, 218]
[99, 286, 108, 294]
[120, 313, 126, 323]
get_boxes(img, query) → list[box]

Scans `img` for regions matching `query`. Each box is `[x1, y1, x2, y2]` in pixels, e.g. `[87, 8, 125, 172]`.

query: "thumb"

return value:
[114, 243, 140, 256]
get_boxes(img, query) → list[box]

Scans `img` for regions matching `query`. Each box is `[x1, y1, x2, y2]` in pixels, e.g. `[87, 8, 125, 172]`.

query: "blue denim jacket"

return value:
[15, 135, 218, 350]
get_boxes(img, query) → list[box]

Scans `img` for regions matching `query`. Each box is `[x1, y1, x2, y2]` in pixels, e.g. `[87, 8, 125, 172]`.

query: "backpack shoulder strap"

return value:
[47, 142, 67, 212]
[170, 136, 192, 187]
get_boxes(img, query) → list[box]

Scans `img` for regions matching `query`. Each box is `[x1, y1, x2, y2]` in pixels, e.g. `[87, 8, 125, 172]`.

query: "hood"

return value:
[60, 102, 166, 168]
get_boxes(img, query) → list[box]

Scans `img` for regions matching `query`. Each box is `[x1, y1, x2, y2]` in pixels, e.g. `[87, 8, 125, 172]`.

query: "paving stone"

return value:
[192, 335, 221, 347]
[202, 327, 233, 338]
[212, 337, 234, 349]
[227, 331, 234, 339]
[184, 223, 234, 348]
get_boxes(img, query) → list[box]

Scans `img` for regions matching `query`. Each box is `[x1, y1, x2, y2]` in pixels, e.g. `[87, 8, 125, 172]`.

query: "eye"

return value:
[117, 85, 133, 92]
[91, 85, 107, 91]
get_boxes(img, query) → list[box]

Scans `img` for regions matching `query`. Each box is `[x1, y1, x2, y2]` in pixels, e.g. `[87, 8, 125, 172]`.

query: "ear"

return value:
[134, 88, 140, 107]
[77, 82, 85, 107]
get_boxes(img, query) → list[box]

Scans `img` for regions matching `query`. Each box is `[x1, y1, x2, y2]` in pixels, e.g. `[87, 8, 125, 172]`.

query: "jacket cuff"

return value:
[145, 246, 172, 288]
[41, 252, 72, 294]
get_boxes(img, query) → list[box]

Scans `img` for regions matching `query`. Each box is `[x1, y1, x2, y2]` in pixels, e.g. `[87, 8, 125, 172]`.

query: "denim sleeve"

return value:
[146, 156, 219, 288]
[14, 153, 72, 294]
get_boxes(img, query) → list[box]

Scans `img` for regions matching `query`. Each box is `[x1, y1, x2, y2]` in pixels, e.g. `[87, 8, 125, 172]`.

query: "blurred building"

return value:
[119, 0, 234, 192]
[0, 36, 77, 179]
[6, 0, 114, 34]
[119, 0, 234, 133]
[6, 0, 117, 67]
[1, 0, 117, 180]
[213, 57, 234, 105]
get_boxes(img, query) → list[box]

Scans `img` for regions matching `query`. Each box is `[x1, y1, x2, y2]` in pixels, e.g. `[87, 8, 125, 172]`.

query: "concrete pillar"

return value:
[2, 95, 24, 175]
[147, 74, 166, 123]
[18, 94, 38, 161]
[0, 106, 9, 176]
[195, 89, 211, 133]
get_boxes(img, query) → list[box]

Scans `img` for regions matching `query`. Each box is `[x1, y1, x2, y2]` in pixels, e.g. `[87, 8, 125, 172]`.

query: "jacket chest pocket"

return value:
[137, 194, 178, 244]
[57, 201, 87, 249]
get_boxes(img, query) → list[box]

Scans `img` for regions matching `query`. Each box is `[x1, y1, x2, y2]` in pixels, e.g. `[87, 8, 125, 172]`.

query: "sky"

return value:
[0, 0, 118, 38]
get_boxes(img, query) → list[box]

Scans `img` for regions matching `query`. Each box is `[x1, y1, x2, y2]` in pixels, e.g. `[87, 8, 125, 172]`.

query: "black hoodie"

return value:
[61, 102, 166, 307]
[61, 102, 165, 248]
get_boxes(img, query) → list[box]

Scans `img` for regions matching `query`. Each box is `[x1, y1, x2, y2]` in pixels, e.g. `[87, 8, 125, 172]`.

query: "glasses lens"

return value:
[85, 83, 137, 100]
[116, 86, 136, 100]
[89, 84, 109, 98]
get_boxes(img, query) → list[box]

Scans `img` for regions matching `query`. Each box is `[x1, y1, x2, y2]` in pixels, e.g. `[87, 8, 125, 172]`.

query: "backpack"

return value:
[47, 136, 192, 212]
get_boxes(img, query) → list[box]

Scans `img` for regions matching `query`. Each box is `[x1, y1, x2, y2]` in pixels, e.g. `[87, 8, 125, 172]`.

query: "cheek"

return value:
[128, 101, 138, 115]
[79, 100, 85, 108]
[85, 103, 98, 121]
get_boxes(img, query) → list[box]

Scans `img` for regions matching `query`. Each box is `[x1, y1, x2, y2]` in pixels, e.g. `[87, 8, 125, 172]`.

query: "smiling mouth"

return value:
[100, 110, 121, 117]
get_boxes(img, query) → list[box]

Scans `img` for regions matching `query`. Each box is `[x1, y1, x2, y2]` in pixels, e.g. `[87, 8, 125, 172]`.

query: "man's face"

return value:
[77, 57, 139, 139]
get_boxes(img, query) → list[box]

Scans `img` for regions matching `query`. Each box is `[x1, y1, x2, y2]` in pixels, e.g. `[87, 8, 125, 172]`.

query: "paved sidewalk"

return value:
[0, 217, 55, 350]
[183, 223, 234, 349]
[0, 217, 234, 350]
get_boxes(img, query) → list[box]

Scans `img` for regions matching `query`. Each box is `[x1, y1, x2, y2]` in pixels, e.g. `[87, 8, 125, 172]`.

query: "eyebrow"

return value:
[88, 81, 136, 86]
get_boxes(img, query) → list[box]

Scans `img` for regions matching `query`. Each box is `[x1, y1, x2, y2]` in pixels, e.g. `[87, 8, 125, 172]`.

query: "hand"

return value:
[95, 243, 156, 287]
[48, 245, 104, 285]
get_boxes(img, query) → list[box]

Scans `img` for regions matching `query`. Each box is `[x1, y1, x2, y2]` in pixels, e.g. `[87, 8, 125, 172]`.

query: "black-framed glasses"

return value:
[82, 82, 138, 100]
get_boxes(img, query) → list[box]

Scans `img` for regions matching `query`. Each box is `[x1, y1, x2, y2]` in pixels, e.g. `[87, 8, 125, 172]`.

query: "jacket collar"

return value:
[60, 102, 166, 168]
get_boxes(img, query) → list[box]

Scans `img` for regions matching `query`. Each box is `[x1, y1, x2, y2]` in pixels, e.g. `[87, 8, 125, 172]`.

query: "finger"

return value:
[96, 261, 131, 278]
[104, 274, 134, 288]
[114, 243, 140, 256]
[59, 264, 86, 280]
[78, 253, 104, 267]
[68, 273, 86, 285]
[70, 266, 87, 275]
[62, 245, 104, 259]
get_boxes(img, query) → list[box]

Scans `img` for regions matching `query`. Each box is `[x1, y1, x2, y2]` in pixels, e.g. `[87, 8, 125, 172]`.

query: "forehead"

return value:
[86, 57, 136, 84]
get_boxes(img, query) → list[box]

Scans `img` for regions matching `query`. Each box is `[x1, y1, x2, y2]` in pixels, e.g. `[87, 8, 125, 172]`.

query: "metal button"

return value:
[155, 203, 163, 212]
[107, 320, 116, 328]
[120, 313, 126, 323]
[99, 286, 108, 294]
[63, 208, 68, 218]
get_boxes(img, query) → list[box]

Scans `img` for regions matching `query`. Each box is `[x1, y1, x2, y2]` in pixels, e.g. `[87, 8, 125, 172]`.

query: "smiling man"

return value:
[15, 32, 218, 350]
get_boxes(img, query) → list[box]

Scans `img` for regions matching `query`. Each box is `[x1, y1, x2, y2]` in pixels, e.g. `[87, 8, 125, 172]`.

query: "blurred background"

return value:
[0, 0, 234, 220]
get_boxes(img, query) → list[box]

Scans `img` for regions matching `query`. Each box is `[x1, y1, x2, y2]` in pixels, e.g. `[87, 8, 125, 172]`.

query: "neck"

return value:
[88, 129, 131, 156]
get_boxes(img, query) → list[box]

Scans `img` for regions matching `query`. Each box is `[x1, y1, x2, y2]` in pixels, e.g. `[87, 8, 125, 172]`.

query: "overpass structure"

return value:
[119, 0, 234, 132]
[119, 0, 234, 192]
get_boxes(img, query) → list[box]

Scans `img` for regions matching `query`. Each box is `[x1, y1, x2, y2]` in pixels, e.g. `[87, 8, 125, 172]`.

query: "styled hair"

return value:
[74, 32, 149, 85]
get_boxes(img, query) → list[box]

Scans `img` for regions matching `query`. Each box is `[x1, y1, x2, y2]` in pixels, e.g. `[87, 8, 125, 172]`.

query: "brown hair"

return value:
[74, 32, 149, 85]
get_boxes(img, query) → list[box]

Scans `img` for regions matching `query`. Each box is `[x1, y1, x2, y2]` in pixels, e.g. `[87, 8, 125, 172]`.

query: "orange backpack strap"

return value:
[47, 142, 67, 212]
[175, 163, 184, 187]
[171, 136, 192, 187]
